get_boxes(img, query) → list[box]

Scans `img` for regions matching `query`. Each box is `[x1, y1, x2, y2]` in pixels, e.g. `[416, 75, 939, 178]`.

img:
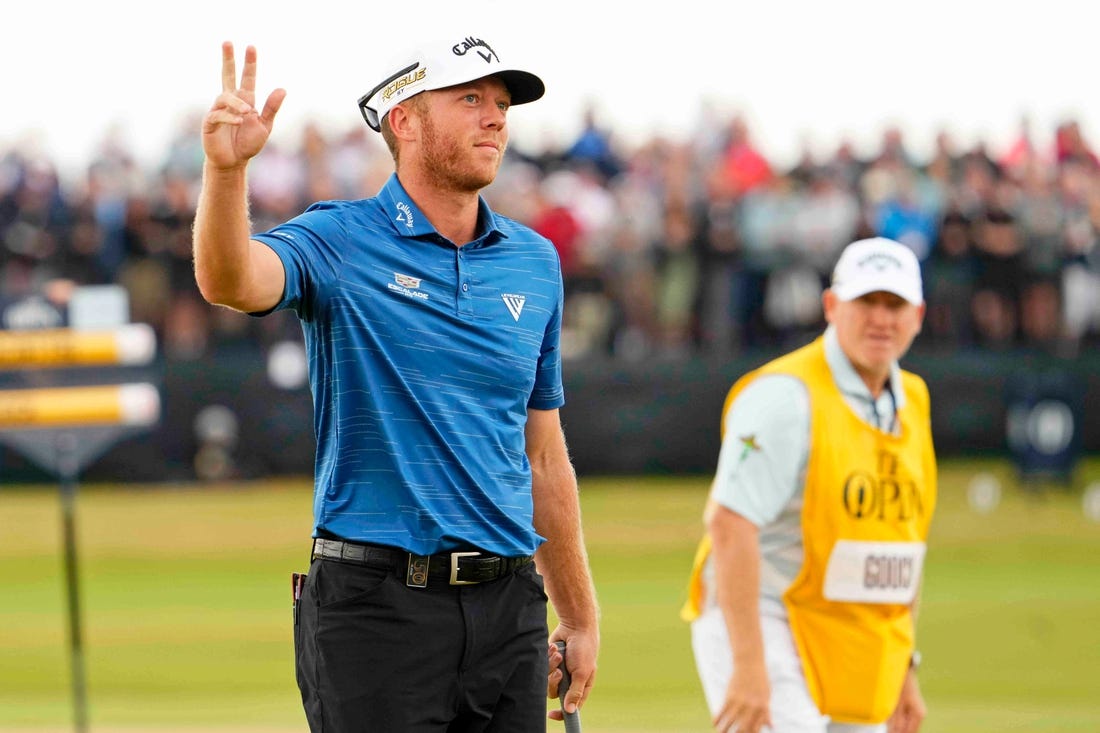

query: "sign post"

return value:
[0, 324, 160, 733]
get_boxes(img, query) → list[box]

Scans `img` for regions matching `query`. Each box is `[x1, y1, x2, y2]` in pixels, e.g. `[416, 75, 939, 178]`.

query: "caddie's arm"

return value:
[708, 503, 772, 733]
[527, 407, 599, 718]
[193, 42, 287, 314]
[887, 586, 927, 733]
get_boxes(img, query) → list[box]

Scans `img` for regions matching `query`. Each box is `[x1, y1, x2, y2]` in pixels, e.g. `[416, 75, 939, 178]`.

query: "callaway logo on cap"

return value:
[830, 237, 924, 305]
[358, 36, 545, 132]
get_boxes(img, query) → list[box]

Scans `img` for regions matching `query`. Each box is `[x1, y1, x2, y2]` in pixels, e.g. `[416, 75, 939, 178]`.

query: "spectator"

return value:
[1055, 119, 1100, 170]
[564, 105, 624, 182]
[653, 198, 703, 356]
[3, 104, 1100, 365]
[873, 172, 940, 262]
[1060, 167, 1100, 352]
[971, 207, 1026, 347]
[791, 170, 862, 278]
[719, 114, 773, 198]
[923, 210, 978, 346]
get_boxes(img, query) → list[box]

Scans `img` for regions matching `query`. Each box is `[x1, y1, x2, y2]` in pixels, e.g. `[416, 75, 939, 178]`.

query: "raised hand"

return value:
[202, 42, 286, 171]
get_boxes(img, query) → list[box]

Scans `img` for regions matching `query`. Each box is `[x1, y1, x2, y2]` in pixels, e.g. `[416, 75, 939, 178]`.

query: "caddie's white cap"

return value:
[830, 237, 924, 305]
[357, 35, 545, 132]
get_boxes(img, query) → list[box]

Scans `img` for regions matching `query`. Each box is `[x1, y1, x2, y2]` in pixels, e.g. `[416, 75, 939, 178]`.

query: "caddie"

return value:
[682, 237, 937, 733]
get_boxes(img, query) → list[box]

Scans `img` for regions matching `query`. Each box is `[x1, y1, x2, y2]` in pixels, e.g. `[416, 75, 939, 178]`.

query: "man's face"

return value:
[413, 76, 511, 192]
[824, 289, 925, 386]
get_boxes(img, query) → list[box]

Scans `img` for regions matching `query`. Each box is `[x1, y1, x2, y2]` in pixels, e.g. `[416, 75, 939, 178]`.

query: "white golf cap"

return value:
[830, 237, 924, 305]
[358, 35, 545, 132]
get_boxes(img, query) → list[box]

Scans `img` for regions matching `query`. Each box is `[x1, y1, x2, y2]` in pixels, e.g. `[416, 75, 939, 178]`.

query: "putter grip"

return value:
[554, 641, 582, 732]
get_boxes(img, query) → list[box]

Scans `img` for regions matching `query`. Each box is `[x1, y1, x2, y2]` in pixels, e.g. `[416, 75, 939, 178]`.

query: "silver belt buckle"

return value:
[449, 551, 481, 585]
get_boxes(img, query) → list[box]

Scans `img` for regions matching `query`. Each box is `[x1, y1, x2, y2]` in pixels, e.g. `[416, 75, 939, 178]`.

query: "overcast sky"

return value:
[4, 0, 1096, 179]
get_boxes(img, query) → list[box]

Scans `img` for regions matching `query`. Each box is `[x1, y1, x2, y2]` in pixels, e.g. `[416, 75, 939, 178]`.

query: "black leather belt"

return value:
[311, 538, 534, 587]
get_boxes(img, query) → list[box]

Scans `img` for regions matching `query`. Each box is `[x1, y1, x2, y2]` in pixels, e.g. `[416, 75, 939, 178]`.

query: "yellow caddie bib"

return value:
[681, 337, 937, 724]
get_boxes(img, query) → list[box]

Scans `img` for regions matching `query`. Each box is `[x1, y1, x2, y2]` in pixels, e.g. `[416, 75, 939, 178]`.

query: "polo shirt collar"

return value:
[823, 325, 906, 410]
[378, 173, 504, 244]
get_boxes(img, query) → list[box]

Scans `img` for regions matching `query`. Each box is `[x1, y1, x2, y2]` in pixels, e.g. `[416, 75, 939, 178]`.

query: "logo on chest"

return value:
[501, 293, 526, 321]
[840, 450, 925, 522]
[388, 272, 429, 300]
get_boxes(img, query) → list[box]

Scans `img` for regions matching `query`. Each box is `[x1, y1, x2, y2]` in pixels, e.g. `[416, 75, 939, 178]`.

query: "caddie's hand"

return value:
[202, 42, 286, 171]
[887, 669, 926, 733]
[546, 627, 598, 721]
[713, 664, 771, 733]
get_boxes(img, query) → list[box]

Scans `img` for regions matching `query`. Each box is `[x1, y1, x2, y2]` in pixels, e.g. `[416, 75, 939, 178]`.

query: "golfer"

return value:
[193, 35, 599, 731]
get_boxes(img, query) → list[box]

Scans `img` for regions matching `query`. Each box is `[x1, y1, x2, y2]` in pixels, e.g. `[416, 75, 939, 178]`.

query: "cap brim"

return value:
[833, 280, 923, 305]
[358, 65, 545, 133]
[495, 69, 545, 105]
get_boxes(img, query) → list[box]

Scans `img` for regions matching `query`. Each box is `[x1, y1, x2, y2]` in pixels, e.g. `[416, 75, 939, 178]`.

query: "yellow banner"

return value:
[0, 325, 155, 369]
[0, 384, 160, 428]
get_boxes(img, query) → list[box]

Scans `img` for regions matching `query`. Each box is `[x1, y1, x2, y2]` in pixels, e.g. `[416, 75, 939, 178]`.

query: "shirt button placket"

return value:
[456, 250, 473, 316]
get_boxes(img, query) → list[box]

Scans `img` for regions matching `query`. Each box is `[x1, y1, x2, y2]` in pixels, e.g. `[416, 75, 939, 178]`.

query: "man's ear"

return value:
[387, 102, 418, 142]
[822, 289, 838, 324]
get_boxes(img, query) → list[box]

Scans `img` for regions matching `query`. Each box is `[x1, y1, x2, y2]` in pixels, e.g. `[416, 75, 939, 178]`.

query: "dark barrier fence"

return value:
[2, 345, 1097, 483]
[560, 348, 1097, 477]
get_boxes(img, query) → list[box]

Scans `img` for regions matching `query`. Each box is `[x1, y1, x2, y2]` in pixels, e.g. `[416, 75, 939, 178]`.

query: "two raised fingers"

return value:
[221, 41, 257, 95]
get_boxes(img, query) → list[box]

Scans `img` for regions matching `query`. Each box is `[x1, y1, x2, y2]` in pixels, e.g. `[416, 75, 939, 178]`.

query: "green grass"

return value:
[2, 458, 1099, 732]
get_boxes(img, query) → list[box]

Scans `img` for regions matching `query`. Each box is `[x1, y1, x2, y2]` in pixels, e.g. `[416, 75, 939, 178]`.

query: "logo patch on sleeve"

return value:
[737, 434, 761, 463]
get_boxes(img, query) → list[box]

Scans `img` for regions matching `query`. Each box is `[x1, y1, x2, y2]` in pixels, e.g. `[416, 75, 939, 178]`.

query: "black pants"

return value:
[294, 556, 549, 732]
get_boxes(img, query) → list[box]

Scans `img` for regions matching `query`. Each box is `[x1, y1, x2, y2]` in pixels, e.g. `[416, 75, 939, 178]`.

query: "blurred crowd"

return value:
[3, 107, 1100, 364]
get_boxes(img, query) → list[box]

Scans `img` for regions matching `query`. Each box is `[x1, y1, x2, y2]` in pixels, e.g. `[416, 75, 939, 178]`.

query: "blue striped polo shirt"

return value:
[253, 173, 565, 556]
